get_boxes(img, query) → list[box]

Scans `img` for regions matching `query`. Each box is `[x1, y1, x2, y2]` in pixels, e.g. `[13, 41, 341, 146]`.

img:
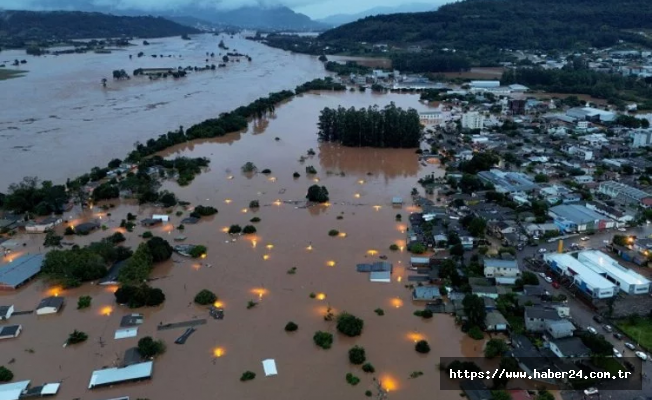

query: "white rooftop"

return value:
[89, 361, 153, 389]
[0, 380, 29, 400]
[262, 359, 277, 376]
[544, 253, 617, 290]
[578, 250, 650, 286]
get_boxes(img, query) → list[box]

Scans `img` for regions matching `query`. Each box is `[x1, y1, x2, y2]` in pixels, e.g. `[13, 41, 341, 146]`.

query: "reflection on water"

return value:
[318, 142, 420, 180]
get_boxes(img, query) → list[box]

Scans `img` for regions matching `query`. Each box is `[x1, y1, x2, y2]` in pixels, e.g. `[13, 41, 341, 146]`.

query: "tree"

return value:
[491, 390, 513, 400]
[43, 230, 63, 248]
[67, 330, 88, 344]
[450, 243, 465, 259]
[348, 346, 366, 364]
[534, 174, 549, 183]
[536, 390, 555, 400]
[362, 363, 375, 373]
[415, 340, 431, 354]
[0, 366, 13, 382]
[521, 271, 539, 286]
[242, 225, 257, 234]
[409, 242, 427, 254]
[285, 321, 298, 332]
[194, 289, 217, 305]
[189, 245, 207, 258]
[306, 185, 329, 203]
[42, 247, 108, 287]
[249, 200, 260, 208]
[484, 338, 508, 359]
[241, 162, 257, 173]
[468, 217, 487, 237]
[493, 357, 519, 389]
[228, 225, 242, 234]
[240, 371, 256, 381]
[463, 294, 487, 328]
[118, 243, 154, 284]
[328, 229, 340, 236]
[192, 205, 218, 216]
[77, 296, 92, 309]
[612, 234, 629, 246]
[115, 284, 165, 308]
[313, 331, 333, 349]
[337, 313, 364, 337]
[137, 336, 166, 358]
[146, 237, 173, 262]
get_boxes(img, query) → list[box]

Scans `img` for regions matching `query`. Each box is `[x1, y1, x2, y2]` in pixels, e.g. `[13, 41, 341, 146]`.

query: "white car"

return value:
[613, 348, 622, 358]
[618, 228, 627, 232]
[625, 342, 636, 350]
[603, 240, 610, 244]
[538, 248, 547, 253]
[636, 351, 648, 361]
[587, 326, 597, 334]
[544, 276, 553, 283]
[584, 388, 599, 396]
[539, 272, 546, 278]
[581, 237, 590, 241]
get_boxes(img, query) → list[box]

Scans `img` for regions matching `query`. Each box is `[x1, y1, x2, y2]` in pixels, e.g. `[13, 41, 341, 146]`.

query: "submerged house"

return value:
[36, 296, 64, 315]
[88, 361, 154, 389]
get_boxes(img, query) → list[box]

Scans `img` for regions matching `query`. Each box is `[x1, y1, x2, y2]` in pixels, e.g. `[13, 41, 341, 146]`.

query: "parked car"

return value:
[603, 240, 610, 244]
[613, 348, 622, 358]
[544, 276, 553, 283]
[584, 388, 599, 396]
[636, 351, 648, 361]
[538, 272, 546, 278]
[593, 315, 603, 323]
[581, 237, 590, 241]
[613, 333, 623, 340]
[538, 248, 547, 253]
[587, 326, 597, 334]
[552, 281, 560, 289]
[625, 342, 636, 350]
[603, 325, 613, 333]
[618, 228, 627, 232]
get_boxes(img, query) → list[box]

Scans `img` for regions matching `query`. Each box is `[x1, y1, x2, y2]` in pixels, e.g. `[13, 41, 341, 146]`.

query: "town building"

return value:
[485, 310, 509, 332]
[577, 250, 650, 295]
[545, 319, 576, 339]
[524, 307, 561, 332]
[419, 111, 444, 126]
[461, 112, 484, 130]
[477, 169, 538, 194]
[483, 258, 520, 285]
[632, 128, 652, 148]
[25, 216, 63, 233]
[598, 181, 651, 205]
[549, 204, 614, 233]
[36, 296, 64, 315]
[549, 337, 590, 358]
[544, 253, 617, 299]
[0, 324, 21, 340]
[88, 361, 153, 389]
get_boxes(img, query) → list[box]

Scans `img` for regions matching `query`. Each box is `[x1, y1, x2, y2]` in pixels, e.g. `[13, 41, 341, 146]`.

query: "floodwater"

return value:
[0, 85, 480, 400]
[0, 33, 326, 191]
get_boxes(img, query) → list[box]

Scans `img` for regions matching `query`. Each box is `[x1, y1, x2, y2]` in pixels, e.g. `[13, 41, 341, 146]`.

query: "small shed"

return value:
[36, 296, 64, 315]
[392, 197, 403, 206]
[369, 271, 391, 283]
[262, 359, 278, 376]
[114, 327, 138, 340]
[0, 305, 14, 320]
[410, 257, 430, 267]
[99, 259, 128, 286]
[0, 324, 21, 340]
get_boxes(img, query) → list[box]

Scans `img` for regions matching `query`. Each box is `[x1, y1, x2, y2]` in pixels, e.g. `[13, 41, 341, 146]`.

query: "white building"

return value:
[562, 145, 593, 160]
[577, 250, 650, 295]
[483, 258, 520, 285]
[632, 129, 652, 148]
[419, 111, 444, 126]
[544, 253, 616, 299]
[470, 80, 501, 88]
[461, 112, 484, 130]
[598, 181, 651, 203]
[36, 296, 64, 315]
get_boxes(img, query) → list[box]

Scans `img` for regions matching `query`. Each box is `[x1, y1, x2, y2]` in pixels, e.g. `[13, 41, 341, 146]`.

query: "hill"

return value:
[0, 10, 200, 48]
[185, 6, 327, 31]
[318, 0, 652, 50]
[318, 3, 435, 27]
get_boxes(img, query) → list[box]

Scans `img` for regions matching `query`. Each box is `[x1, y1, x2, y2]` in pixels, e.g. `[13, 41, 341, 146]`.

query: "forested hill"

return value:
[318, 0, 652, 50]
[0, 10, 200, 48]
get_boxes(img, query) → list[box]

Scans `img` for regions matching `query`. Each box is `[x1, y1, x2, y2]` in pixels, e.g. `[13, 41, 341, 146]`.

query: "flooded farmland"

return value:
[0, 34, 479, 400]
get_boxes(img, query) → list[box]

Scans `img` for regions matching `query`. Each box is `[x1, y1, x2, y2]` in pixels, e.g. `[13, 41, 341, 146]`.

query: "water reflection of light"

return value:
[358, 179, 365, 184]
[316, 293, 326, 300]
[105, 285, 119, 294]
[201, 253, 207, 259]
[338, 232, 347, 238]
[46, 286, 64, 297]
[407, 332, 425, 343]
[221, 227, 229, 233]
[391, 298, 403, 308]
[327, 260, 336, 267]
[380, 375, 399, 392]
[397, 224, 407, 233]
[101, 306, 113, 316]
[213, 301, 224, 308]
[273, 199, 282, 206]
[241, 208, 248, 213]
[162, 224, 173, 233]
[367, 249, 378, 256]
[373, 205, 382, 211]
[227, 175, 234, 180]
[224, 199, 232, 204]
[192, 263, 202, 270]
[313, 178, 320, 182]
[306, 244, 313, 251]
[251, 288, 268, 298]
[354, 193, 361, 198]
[266, 244, 274, 250]
[268, 176, 277, 182]
[213, 347, 225, 358]
[263, 254, 270, 260]
[397, 276, 402, 282]
[252, 240, 257, 248]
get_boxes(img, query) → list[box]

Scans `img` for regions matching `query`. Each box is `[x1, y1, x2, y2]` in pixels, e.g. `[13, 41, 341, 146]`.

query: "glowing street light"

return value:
[224, 199, 232, 204]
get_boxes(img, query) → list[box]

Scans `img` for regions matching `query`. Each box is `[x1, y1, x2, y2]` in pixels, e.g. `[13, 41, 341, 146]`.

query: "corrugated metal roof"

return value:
[114, 327, 138, 340]
[483, 258, 518, 269]
[369, 271, 391, 282]
[578, 250, 650, 286]
[544, 253, 616, 290]
[0, 380, 30, 400]
[0, 254, 44, 288]
[88, 361, 153, 389]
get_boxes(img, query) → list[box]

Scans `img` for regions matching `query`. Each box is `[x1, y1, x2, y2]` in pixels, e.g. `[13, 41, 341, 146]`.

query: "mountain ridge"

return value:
[318, 3, 435, 26]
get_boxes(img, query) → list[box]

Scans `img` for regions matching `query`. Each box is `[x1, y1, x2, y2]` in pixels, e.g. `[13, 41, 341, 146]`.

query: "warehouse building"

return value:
[544, 253, 616, 299]
[577, 250, 650, 295]
[0, 254, 44, 290]
[549, 204, 614, 233]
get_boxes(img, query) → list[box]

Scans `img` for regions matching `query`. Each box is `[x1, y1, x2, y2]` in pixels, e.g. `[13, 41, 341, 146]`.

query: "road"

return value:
[514, 226, 652, 399]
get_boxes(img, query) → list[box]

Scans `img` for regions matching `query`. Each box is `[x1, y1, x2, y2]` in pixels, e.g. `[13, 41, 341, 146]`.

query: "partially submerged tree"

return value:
[137, 336, 166, 358]
[336, 313, 364, 337]
[194, 289, 217, 305]
[67, 330, 88, 345]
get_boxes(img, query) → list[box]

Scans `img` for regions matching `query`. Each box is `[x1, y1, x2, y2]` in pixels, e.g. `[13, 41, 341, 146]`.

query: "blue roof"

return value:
[483, 258, 518, 269]
[550, 204, 605, 225]
[0, 254, 44, 289]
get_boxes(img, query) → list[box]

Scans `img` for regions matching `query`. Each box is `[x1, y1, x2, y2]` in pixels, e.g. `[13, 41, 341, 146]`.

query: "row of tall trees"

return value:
[317, 103, 421, 148]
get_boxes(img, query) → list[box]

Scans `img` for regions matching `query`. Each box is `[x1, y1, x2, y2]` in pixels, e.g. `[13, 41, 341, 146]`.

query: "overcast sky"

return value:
[1, 0, 446, 19]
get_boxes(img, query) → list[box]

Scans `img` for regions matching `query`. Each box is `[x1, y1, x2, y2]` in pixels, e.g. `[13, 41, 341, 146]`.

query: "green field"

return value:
[616, 319, 652, 351]
[0, 69, 26, 81]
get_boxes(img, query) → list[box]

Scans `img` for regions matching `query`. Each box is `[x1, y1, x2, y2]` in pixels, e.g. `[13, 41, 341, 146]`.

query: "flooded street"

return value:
[0, 33, 326, 191]
[1, 38, 476, 399]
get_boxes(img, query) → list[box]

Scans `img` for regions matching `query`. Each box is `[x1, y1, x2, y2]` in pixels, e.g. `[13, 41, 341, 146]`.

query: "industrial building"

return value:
[544, 253, 616, 299]
[577, 250, 650, 295]
[598, 181, 651, 204]
[548, 204, 614, 233]
[88, 361, 153, 389]
[477, 169, 538, 194]
[0, 254, 44, 290]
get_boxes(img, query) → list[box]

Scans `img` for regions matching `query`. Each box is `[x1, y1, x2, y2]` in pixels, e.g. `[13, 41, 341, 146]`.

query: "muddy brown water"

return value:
[1, 39, 481, 399]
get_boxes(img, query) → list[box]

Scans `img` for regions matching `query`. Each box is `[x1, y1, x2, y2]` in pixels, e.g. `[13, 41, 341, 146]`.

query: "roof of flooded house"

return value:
[485, 310, 508, 326]
[0, 325, 20, 337]
[88, 361, 153, 389]
[0, 380, 30, 400]
[74, 222, 100, 233]
[122, 347, 143, 367]
[524, 306, 561, 321]
[37, 296, 64, 310]
[369, 270, 391, 282]
[356, 261, 392, 272]
[550, 337, 590, 356]
[21, 383, 60, 397]
[412, 286, 441, 300]
[120, 313, 144, 327]
[483, 258, 518, 269]
[0, 253, 44, 289]
[99, 260, 129, 285]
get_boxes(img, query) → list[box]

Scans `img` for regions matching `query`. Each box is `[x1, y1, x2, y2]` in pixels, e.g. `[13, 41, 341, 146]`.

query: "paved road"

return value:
[515, 226, 652, 399]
